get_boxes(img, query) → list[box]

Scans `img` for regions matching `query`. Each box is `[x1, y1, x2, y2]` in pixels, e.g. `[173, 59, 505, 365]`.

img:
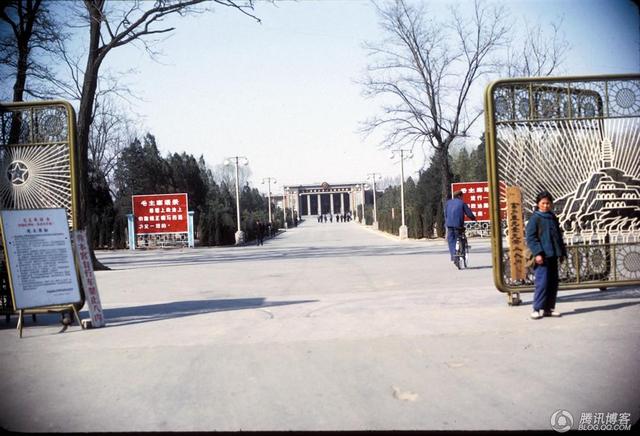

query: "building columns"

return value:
[351, 191, 356, 218]
[307, 194, 311, 216]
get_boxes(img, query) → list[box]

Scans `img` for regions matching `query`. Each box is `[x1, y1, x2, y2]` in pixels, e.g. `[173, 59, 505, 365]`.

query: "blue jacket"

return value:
[445, 198, 476, 228]
[525, 210, 567, 258]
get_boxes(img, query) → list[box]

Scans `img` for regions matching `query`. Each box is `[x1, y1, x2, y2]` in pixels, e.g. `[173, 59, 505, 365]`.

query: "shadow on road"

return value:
[98, 244, 493, 270]
[557, 286, 640, 303]
[0, 298, 318, 332]
[97, 297, 318, 327]
[560, 301, 640, 316]
[519, 286, 640, 315]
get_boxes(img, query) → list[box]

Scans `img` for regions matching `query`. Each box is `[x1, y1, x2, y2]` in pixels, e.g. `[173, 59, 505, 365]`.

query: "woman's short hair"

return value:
[535, 190, 554, 204]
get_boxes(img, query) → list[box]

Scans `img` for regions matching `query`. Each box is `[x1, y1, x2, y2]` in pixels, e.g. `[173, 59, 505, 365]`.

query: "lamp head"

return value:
[223, 159, 230, 166]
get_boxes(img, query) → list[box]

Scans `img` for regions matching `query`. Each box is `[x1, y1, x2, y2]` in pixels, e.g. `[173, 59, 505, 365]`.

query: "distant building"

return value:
[283, 182, 370, 217]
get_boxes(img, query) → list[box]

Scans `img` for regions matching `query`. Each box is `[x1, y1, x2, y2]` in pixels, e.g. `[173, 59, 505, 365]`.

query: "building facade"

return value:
[283, 182, 367, 218]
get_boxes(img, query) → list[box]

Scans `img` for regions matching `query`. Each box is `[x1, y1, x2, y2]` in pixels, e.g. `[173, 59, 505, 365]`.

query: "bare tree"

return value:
[361, 0, 567, 228]
[89, 94, 140, 195]
[376, 175, 401, 191]
[213, 163, 253, 192]
[505, 19, 569, 77]
[0, 0, 64, 102]
[70, 0, 259, 267]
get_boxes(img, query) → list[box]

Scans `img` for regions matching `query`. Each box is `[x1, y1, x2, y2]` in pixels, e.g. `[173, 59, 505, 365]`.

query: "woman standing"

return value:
[525, 191, 567, 320]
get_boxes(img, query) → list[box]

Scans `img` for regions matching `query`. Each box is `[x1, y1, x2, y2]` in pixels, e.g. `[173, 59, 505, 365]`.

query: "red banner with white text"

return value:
[451, 181, 506, 222]
[132, 193, 188, 234]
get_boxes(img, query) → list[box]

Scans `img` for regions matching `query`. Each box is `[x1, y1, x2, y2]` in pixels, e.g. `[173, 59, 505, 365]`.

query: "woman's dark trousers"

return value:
[533, 256, 559, 312]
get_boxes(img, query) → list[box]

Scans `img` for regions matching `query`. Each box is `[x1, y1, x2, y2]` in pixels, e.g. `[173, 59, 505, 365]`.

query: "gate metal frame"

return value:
[484, 74, 640, 304]
[0, 100, 83, 319]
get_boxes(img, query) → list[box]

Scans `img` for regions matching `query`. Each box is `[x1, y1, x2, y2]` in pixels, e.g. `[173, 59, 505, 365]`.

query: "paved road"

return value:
[1, 219, 638, 431]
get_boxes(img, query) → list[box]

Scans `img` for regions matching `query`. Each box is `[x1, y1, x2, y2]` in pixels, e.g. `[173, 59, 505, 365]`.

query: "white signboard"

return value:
[0, 208, 81, 310]
[73, 230, 105, 327]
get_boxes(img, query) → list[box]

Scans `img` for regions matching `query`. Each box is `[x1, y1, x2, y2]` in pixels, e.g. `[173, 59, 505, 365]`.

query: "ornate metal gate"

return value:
[0, 100, 81, 319]
[484, 75, 640, 304]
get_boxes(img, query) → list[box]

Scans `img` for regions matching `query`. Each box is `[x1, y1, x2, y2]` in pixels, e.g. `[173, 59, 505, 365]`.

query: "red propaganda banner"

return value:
[132, 193, 189, 234]
[451, 181, 506, 222]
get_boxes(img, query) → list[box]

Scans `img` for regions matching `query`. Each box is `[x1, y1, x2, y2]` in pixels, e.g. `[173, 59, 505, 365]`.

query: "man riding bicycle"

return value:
[445, 189, 477, 266]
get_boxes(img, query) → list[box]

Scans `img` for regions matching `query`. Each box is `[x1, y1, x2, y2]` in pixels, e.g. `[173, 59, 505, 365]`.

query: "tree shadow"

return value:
[1, 298, 317, 331]
[95, 297, 318, 327]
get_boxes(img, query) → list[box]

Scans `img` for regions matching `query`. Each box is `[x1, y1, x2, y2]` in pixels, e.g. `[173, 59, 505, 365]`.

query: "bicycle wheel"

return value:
[463, 239, 469, 268]
[454, 238, 463, 269]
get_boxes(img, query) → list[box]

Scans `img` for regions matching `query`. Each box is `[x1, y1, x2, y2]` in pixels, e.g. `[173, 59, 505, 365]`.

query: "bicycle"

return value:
[453, 227, 469, 269]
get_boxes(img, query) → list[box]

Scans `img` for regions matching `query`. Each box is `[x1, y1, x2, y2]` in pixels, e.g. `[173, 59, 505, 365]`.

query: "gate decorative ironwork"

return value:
[0, 100, 81, 319]
[484, 75, 640, 304]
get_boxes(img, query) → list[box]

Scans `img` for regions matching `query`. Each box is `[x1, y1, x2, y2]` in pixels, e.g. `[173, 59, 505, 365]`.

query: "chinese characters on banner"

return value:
[451, 181, 506, 222]
[132, 193, 189, 234]
[73, 229, 105, 327]
[506, 186, 526, 281]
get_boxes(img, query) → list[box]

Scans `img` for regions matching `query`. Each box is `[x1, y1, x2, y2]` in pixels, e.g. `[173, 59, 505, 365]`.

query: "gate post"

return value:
[127, 214, 136, 251]
[188, 211, 195, 248]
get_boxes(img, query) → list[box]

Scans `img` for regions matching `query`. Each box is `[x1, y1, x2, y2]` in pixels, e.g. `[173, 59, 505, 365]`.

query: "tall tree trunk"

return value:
[8, 0, 41, 143]
[76, 0, 109, 270]
[437, 147, 452, 238]
[12, 38, 29, 102]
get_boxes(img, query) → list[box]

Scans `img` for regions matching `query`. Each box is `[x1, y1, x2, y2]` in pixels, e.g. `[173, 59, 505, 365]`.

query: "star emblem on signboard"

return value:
[7, 161, 29, 185]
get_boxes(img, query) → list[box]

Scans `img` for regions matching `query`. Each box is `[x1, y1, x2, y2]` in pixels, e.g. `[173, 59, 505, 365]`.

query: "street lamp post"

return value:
[283, 186, 289, 229]
[352, 184, 362, 223]
[224, 156, 249, 244]
[360, 182, 366, 225]
[367, 172, 381, 230]
[391, 149, 413, 239]
[261, 177, 277, 225]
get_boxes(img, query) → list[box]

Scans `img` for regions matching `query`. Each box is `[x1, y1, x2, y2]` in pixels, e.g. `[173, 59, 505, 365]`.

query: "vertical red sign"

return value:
[451, 181, 506, 222]
[132, 193, 189, 234]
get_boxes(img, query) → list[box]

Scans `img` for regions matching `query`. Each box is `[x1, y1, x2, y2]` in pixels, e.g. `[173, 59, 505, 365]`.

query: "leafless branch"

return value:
[361, 0, 568, 164]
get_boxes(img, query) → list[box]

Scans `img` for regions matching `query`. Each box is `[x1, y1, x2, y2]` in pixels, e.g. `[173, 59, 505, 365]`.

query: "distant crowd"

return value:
[317, 213, 353, 223]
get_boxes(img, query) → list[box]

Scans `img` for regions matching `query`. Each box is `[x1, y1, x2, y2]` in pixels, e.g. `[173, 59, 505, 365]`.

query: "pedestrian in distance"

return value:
[526, 191, 567, 320]
[444, 190, 476, 264]
[329, 214, 333, 223]
[255, 219, 264, 246]
[323, 214, 327, 223]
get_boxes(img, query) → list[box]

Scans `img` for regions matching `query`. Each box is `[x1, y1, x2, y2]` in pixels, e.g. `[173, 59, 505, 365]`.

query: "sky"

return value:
[74, 0, 640, 193]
